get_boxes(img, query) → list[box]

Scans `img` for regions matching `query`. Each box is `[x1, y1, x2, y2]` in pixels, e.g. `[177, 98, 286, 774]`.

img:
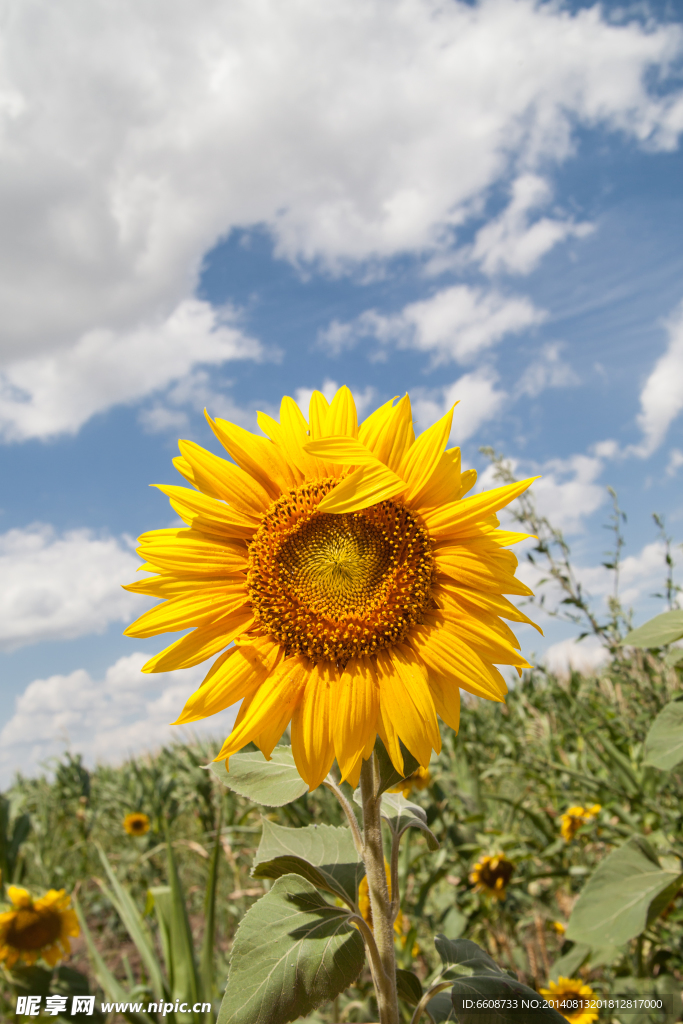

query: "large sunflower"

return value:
[0, 886, 79, 969]
[125, 387, 539, 789]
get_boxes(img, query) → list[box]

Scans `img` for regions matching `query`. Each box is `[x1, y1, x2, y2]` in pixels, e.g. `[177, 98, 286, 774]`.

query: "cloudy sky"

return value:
[2, 0, 683, 786]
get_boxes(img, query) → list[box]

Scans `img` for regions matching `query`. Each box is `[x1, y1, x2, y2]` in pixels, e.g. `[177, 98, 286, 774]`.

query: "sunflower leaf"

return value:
[209, 747, 308, 806]
[217, 874, 365, 1024]
[379, 793, 439, 850]
[251, 819, 364, 906]
[565, 835, 683, 947]
[396, 968, 423, 1006]
[373, 736, 421, 797]
[643, 698, 683, 770]
[621, 609, 683, 648]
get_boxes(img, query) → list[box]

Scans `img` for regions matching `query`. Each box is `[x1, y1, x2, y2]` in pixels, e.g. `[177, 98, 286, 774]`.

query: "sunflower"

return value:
[124, 387, 539, 789]
[539, 977, 598, 1024]
[388, 765, 431, 798]
[357, 861, 405, 938]
[560, 805, 601, 843]
[123, 812, 150, 836]
[0, 886, 79, 969]
[469, 854, 515, 898]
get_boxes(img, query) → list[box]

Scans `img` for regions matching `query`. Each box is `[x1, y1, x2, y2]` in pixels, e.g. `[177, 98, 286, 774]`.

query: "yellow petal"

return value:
[136, 528, 248, 576]
[408, 622, 507, 702]
[123, 573, 245, 598]
[141, 609, 255, 672]
[322, 385, 358, 438]
[154, 484, 257, 540]
[291, 661, 337, 790]
[125, 584, 248, 637]
[333, 656, 380, 783]
[359, 394, 414, 472]
[308, 390, 330, 439]
[174, 637, 282, 724]
[303, 436, 377, 465]
[178, 440, 271, 516]
[214, 655, 309, 765]
[434, 537, 533, 596]
[411, 450, 476, 510]
[277, 397, 325, 479]
[316, 462, 406, 514]
[207, 412, 298, 495]
[421, 477, 540, 539]
[399, 405, 455, 499]
[445, 584, 543, 635]
[375, 647, 439, 768]
[432, 588, 530, 668]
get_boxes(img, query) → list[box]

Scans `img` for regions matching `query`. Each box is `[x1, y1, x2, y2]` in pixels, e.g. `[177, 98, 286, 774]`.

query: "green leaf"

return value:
[643, 698, 683, 770]
[252, 819, 363, 906]
[379, 792, 439, 850]
[435, 936, 501, 977]
[73, 897, 154, 1024]
[373, 736, 421, 797]
[613, 976, 682, 1024]
[95, 845, 168, 1003]
[210, 748, 309, 806]
[565, 835, 683, 947]
[217, 873, 365, 1024]
[165, 834, 202, 1021]
[622, 610, 683, 648]
[396, 968, 423, 1007]
[199, 824, 222, 1017]
[664, 648, 683, 668]
[549, 943, 590, 982]
[449, 974, 568, 1024]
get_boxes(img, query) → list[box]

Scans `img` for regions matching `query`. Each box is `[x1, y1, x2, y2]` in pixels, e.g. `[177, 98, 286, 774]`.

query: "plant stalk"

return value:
[360, 754, 400, 1024]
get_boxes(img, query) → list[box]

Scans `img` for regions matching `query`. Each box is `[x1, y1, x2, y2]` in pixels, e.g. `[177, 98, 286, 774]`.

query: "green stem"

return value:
[360, 754, 399, 1024]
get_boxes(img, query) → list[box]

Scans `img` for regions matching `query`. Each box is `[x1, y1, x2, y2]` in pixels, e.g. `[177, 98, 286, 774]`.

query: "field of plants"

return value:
[2, 470, 683, 1024]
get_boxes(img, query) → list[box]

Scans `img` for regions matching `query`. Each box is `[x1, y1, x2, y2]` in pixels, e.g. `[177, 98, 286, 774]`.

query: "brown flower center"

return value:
[7, 908, 61, 951]
[247, 480, 434, 664]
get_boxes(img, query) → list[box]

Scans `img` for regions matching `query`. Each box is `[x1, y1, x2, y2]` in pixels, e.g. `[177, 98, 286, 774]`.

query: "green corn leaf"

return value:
[396, 968, 423, 1007]
[165, 834, 202, 1022]
[96, 845, 168, 1003]
[373, 737, 421, 797]
[199, 824, 222, 1020]
[217, 874, 365, 1024]
[252, 819, 363, 907]
[565, 835, 683, 947]
[74, 896, 154, 1024]
[643, 698, 683, 770]
[149, 886, 174, 988]
[210, 748, 308, 806]
[622, 610, 683, 648]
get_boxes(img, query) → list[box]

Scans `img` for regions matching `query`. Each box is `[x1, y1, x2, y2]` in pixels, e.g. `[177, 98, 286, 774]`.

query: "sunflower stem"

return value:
[360, 753, 400, 1024]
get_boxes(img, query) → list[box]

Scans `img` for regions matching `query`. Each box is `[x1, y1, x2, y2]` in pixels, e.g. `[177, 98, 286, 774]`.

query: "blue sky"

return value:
[1, 0, 683, 785]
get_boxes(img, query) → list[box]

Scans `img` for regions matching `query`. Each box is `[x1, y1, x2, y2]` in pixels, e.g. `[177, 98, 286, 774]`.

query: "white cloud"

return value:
[532, 454, 607, 534]
[515, 342, 580, 398]
[470, 174, 594, 276]
[0, 0, 682, 436]
[634, 301, 683, 456]
[543, 636, 611, 678]
[0, 653, 235, 786]
[667, 448, 683, 477]
[0, 301, 261, 442]
[413, 368, 507, 440]
[0, 525, 146, 650]
[318, 285, 545, 365]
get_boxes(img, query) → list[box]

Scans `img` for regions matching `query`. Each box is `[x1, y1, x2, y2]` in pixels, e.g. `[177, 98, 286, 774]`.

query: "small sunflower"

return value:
[123, 812, 150, 836]
[469, 853, 515, 898]
[125, 387, 539, 789]
[388, 765, 431, 798]
[0, 886, 79, 969]
[549, 920, 566, 935]
[539, 977, 598, 1024]
[560, 805, 600, 843]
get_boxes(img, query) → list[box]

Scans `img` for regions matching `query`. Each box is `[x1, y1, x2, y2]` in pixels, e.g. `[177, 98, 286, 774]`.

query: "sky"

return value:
[1, 0, 683, 786]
